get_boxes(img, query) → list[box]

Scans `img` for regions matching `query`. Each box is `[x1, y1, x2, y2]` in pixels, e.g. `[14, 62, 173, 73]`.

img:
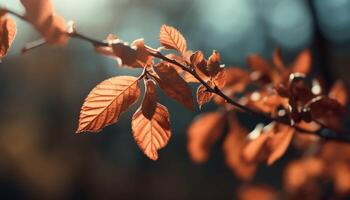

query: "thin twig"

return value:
[4, 8, 350, 143]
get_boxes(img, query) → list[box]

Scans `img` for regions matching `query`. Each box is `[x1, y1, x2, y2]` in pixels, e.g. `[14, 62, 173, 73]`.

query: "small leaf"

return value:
[159, 24, 187, 54]
[131, 38, 153, 67]
[0, 15, 16, 59]
[112, 42, 138, 67]
[207, 50, 221, 76]
[77, 76, 141, 133]
[329, 80, 347, 106]
[154, 63, 194, 111]
[141, 79, 157, 119]
[187, 111, 226, 163]
[132, 103, 171, 160]
[272, 48, 284, 70]
[213, 68, 226, 89]
[196, 82, 213, 109]
[291, 49, 311, 74]
[247, 54, 271, 72]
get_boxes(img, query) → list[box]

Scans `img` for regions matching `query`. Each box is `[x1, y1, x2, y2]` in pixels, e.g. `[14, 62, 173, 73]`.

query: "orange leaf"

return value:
[187, 111, 225, 163]
[266, 124, 294, 165]
[20, 0, 68, 45]
[141, 79, 157, 119]
[159, 24, 187, 54]
[154, 63, 194, 111]
[272, 48, 284, 70]
[207, 50, 221, 76]
[112, 42, 138, 67]
[0, 15, 16, 59]
[291, 49, 311, 74]
[242, 130, 271, 163]
[247, 54, 271, 72]
[329, 80, 347, 106]
[196, 82, 213, 109]
[213, 68, 226, 89]
[131, 38, 153, 67]
[223, 115, 256, 181]
[77, 76, 141, 133]
[132, 103, 171, 160]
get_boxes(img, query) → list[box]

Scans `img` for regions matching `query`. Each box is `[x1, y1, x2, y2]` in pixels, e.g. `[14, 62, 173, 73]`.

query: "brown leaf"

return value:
[329, 80, 347, 106]
[207, 50, 221, 76]
[272, 48, 284, 70]
[132, 103, 171, 160]
[266, 124, 294, 165]
[213, 68, 226, 89]
[20, 0, 68, 45]
[77, 76, 141, 133]
[196, 82, 213, 109]
[187, 111, 226, 163]
[141, 79, 157, 119]
[131, 38, 153, 67]
[154, 63, 194, 111]
[223, 115, 256, 181]
[0, 15, 16, 59]
[112, 42, 138, 67]
[247, 54, 271, 72]
[242, 129, 271, 163]
[159, 24, 187, 54]
[291, 49, 311, 74]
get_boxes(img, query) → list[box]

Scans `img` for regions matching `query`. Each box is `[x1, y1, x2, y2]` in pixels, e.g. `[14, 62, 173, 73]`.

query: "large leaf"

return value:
[159, 24, 187, 54]
[0, 15, 16, 59]
[77, 76, 141, 133]
[132, 103, 171, 160]
[154, 63, 194, 111]
[187, 111, 225, 163]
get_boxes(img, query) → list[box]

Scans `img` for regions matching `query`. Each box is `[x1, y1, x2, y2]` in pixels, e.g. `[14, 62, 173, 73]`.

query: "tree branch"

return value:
[4, 8, 350, 143]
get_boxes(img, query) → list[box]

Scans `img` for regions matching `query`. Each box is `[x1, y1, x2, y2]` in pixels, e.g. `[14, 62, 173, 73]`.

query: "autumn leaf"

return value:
[196, 82, 213, 109]
[0, 15, 16, 59]
[154, 62, 194, 111]
[132, 103, 171, 160]
[112, 42, 138, 67]
[207, 50, 221, 76]
[77, 76, 141, 133]
[291, 49, 311, 74]
[223, 114, 257, 181]
[141, 79, 157, 119]
[159, 24, 187, 54]
[187, 111, 226, 163]
[247, 54, 271, 72]
[272, 48, 284, 70]
[131, 38, 153, 67]
[329, 80, 347, 106]
[242, 128, 271, 163]
[20, 0, 68, 45]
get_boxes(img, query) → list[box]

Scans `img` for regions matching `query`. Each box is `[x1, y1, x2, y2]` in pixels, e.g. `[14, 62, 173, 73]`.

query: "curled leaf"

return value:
[132, 103, 171, 160]
[196, 82, 213, 109]
[141, 79, 157, 119]
[77, 76, 141, 133]
[159, 24, 187, 54]
[0, 15, 16, 59]
[207, 50, 221, 76]
[154, 63, 194, 111]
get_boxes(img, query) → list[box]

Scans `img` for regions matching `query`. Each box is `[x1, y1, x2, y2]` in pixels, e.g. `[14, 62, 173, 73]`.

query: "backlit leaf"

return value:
[291, 49, 311, 74]
[132, 103, 171, 160]
[196, 82, 214, 109]
[187, 111, 225, 163]
[207, 50, 221, 76]
[329, 80, 347, 106]
[0, 15, 16, 59]
[247, 54, 271, 72]
[77, 76, 141, 133]
[141, 79, 157, 119]
[159, 24, 187, 54]
[154, 63, 194, 111]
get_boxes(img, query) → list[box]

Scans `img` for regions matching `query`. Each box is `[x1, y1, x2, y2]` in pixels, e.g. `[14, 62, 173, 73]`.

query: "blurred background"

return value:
[0, 0, 349, 199]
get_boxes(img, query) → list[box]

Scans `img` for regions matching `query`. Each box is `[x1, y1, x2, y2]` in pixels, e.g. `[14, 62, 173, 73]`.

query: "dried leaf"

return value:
[207, 50, 221, 76]
[267, 124, 294, 165]
[141, 79, 157, 119]
[112, 42, 138, 67]
[77, 76, 141, 133]
[329, 80, 347, 106]
[154, 63, 194, 111]
[132, 103, 171, 160]
[159, 24, 187, 54]
[247, 54, 271, 72]
[213, 68, 226, 89]
[131, 38, 153, 67]
[291, 49, 311, 74]
[20, 0, 68, 45]
[196, 82, 213, 109]
[187, 111, 225, 163]
[0, 15, 16, 59]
